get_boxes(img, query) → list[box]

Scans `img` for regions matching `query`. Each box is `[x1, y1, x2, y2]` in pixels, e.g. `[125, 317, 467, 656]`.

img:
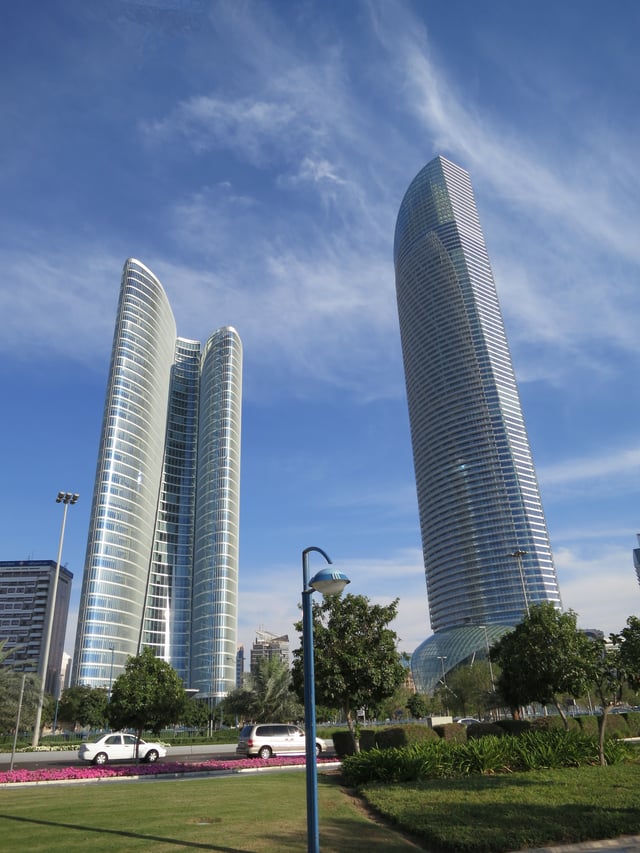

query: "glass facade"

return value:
[72, 260, 242, 700]
[191, 327, 243, 700]
[394, 157, 561, 692]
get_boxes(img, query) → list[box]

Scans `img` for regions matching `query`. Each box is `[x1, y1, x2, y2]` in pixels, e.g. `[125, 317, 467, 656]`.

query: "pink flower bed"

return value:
[0, 755, 337, 785]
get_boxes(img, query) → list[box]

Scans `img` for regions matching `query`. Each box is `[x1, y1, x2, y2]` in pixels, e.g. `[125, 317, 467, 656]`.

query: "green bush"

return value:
[496, 719, 530, 735]
[529, 715, 580, 732]
[359, 729, 377, 751]
[340, 729, 633, 787]
[465, 721, 505, 739]
[605, 713, 630, 738]
[432, 722, 467, 742]
[375, 724, 438, 750]
[332, 730, 357, 757]
[624, 712, 640, 736]
[576, 714, 599, 736]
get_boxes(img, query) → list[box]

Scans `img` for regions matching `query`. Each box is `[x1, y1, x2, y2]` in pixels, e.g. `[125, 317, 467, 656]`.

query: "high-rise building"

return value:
[394, 156, 561, 692]
[632, 535, 640, 587]
[250, 630, 290, 674]
[72, 258, 242, 707]
[0, 559, 73, 694]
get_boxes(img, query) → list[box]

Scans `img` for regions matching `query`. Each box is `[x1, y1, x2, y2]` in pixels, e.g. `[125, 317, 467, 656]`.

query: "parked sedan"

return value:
[78, 732, 167, 765]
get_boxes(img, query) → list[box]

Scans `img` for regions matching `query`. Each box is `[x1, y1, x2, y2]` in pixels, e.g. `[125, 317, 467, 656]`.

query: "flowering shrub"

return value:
[0, 755, 337, 785]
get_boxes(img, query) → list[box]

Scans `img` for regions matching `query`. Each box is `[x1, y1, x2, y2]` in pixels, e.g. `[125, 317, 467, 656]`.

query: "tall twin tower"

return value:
[73, 155, 560, 700]
[394, 156, 561, 692]
[72, 259, 242, 704]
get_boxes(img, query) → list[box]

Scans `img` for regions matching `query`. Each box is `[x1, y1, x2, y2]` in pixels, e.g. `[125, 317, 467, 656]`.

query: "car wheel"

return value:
[258, 745, 272, 759]
[315, 743, 322, 757]
[93, 752, 108, 766]
[145, 749, 159, 763]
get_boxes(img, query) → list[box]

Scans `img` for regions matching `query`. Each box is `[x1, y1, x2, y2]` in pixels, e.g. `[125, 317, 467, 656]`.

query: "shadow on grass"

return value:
[357, 769, 640, 853]
[0, 813, 249, 852]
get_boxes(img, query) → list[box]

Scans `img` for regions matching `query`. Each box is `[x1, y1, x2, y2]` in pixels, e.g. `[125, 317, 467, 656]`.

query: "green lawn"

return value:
[0, 770, 419, 852]
[2, 764, 640, 852]
[361, 762, 640, 853]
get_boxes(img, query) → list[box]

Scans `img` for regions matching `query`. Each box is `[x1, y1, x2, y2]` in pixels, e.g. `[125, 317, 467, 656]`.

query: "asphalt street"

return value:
[0, 742, 238, 771]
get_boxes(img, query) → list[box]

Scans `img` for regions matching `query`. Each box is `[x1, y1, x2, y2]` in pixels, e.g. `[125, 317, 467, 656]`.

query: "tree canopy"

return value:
[0, 640, 40, 733]
[57, 685, 108, 729]
[291, 593, 406, 749]
[107, 647, 186, 747]
[224, 656, 302, 724]
[491, 603, 594, 726]
[618, 616, 640, 690]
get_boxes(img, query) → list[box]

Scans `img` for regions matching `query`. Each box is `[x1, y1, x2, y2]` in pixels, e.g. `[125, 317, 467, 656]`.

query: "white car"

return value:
[78, 732, 167, 765]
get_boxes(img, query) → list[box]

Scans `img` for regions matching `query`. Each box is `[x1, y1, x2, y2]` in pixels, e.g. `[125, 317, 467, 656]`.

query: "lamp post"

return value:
[32, 491, 79, 748]
[509, 548, 529, 617]
[437, 655, 447, 685]
[108, 646, 115, 701]
[302, 546, 350, 853]
[437, 655, 448, 714]
[480, 625, 495, 692]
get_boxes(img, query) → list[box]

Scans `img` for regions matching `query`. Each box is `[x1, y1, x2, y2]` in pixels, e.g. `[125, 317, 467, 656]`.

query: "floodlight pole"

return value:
[32, 492, 78, 747]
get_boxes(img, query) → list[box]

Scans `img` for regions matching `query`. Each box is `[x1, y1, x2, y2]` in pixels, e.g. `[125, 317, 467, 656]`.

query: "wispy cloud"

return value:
[554, 544, 638, 635]
[366, 4, 640, 381]
[540, 446, 640, 487]
[238, 547, 429, 657]
[142, 95, 300, 163]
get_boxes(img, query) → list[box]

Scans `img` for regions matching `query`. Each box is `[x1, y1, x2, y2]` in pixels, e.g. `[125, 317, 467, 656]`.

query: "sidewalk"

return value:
[512, 837, 640, 853]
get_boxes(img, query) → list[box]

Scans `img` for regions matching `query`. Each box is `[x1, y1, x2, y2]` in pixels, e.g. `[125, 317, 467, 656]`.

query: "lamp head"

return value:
[309, 567, 350, 597]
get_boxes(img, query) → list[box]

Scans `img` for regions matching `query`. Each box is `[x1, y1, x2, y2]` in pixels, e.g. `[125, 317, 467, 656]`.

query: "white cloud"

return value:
[238, 547, 429, 658]
[554, 544, 639, 635]
[142, 95, 299, 163]
[539, 446, 640, 487]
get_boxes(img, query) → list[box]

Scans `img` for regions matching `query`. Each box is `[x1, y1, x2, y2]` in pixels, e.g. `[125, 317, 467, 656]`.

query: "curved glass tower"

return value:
[394, 157, 561, 692]
[72, 259, 242, 704]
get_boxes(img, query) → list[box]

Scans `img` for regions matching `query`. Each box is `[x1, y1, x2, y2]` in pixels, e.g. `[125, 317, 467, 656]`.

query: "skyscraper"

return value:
[0, 559, 72, 695]
[72, 259, 242, 707]
[394, 156, 561, 692]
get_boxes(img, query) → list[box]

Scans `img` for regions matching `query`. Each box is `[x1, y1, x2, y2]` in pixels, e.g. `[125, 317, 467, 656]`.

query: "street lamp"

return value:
[302, 546, 350, 853]
[437, 655, 447, 685]
[108, 646, 115, 701]
[437, 655, 449, 714]
[32, 491, 79, 747]
[509, 548, 529, 617]
[479, 625, 495, 692]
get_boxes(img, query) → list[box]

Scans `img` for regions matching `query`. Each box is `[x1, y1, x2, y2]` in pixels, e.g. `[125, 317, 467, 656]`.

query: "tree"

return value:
[441, 661, 493, 718]
[0, 640, 40, 734]
[491, 603, 593, 727]
[581, 633, 624, 765]
[407, 692, 430, 719]
[291, 594, 406, 751]
[618, 616, 640, 689]
[57, 686, 108, 729]
[224, 657, 302, 724]
[107, 647, 186, 756]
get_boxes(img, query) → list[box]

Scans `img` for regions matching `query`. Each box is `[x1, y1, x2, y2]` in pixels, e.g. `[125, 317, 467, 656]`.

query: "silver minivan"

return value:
[236, 723, 326, 759]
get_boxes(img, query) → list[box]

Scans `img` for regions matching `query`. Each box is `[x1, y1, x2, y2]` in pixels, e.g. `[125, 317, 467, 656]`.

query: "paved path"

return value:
[512, 838, 640, 853]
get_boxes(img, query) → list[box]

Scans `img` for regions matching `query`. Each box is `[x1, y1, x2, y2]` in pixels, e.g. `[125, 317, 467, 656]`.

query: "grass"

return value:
[0, 770, 419, 852]
[2, 763, 640, 852]
[360, 762, 640, 852]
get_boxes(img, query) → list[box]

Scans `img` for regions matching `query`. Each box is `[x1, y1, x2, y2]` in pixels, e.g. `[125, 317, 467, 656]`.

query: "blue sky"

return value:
[2, 0, 639, 664]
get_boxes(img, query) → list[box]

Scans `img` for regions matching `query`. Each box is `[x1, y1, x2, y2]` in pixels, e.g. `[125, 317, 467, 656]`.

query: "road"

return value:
[0, 742, 238, 772]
